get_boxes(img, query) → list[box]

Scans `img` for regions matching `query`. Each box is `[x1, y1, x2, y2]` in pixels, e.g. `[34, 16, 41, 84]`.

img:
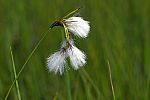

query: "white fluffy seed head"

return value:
[47, 50, 66, 75]
[67, 45, 86, 70]
[64, 17, 90, 38]
[47, 38, 87, 74]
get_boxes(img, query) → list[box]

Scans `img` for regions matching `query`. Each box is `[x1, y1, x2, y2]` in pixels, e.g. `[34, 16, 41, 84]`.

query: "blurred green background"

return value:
[0, 0, 150, 100]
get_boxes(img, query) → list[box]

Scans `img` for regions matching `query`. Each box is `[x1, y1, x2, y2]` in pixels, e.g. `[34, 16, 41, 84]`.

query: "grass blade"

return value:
[10, 46, 21, 100]
[5, 28, 51, 100]
[107, 60, 116, 100]
[62, 7, 81, 19]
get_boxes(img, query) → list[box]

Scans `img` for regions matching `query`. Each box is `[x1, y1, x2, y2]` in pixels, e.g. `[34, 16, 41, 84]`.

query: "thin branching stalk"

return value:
[10, 47, 21, 100]
[5, 29, 51, 100]
[107, 60, 116, 100]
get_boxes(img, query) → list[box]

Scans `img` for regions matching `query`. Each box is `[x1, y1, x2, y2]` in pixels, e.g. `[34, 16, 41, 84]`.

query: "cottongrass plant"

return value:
[5, 8, 90, 99]
[47, 9, 90, 74]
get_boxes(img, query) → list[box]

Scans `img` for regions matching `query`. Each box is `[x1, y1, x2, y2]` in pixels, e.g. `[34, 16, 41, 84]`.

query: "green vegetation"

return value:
[0, 0, 150, 99]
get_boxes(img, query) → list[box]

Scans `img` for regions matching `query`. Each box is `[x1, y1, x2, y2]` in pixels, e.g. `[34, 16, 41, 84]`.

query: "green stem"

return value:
[5, 28, 51, 100]
[107, 60, 116, 100]
[10, 47, 21, 100]
[63, 24, 69, 42]
[62, 7, 81, 19]
[65, 65, 72, 100]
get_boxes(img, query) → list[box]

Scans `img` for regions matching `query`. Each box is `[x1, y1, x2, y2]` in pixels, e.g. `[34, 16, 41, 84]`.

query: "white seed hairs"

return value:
[68, 45, 86, 70]
[47, 39, 86, 74]
[47, 50, 66, 75]
[47, 8, 90, 74]
[63, 17, 90, 38]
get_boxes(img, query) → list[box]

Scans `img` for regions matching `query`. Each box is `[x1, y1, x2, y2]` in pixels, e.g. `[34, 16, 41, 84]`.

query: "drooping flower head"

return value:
[47, 38, 86, 74]
[47, 50, 66, 75]
[63, 17, 90, 38]
[67, 39, 86, 70]
[47, 8, 90, 74]
[50, 8, 90, 38]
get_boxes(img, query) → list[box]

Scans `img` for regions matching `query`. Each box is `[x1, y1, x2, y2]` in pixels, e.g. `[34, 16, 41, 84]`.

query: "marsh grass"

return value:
[5, 29, 51, 100]
[80, 69, 104, 99]
[10, 47, 21, 100]
[107, 60, 116, 100]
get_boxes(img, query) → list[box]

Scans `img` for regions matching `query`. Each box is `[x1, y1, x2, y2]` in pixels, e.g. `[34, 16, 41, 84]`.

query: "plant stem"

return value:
[5, 28, 51, 100]
[107, 60, 116, 100]
[62, 24, 69, 42]
[10, 47, 21, 100]
[62, 7, 81, 19]
[65, 65, 72, 100]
